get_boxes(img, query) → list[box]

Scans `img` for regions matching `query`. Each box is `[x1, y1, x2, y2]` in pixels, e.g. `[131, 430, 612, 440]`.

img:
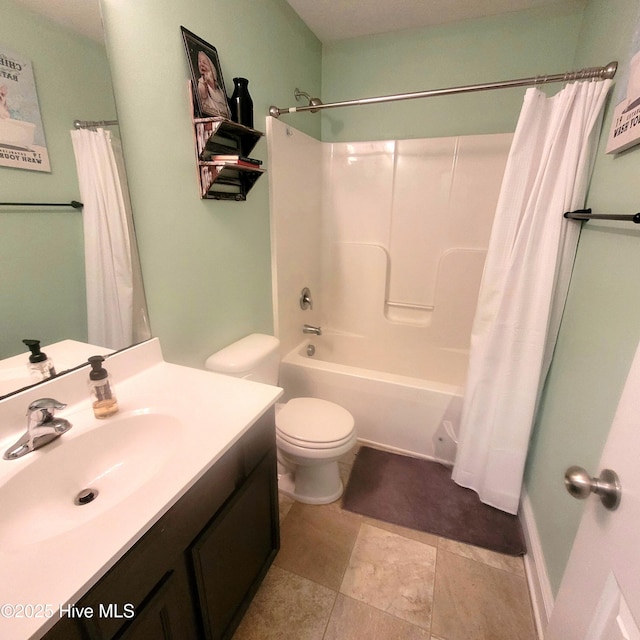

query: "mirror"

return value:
[0, 0, 145, 397]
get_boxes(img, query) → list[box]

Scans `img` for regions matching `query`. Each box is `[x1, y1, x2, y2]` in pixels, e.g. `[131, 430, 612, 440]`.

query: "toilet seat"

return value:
[277, 429, 355, 450]
[276, 398, 354, 449]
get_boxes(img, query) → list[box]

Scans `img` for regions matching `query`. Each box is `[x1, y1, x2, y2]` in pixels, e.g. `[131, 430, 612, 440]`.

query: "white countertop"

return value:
[0, 338, 282, 639]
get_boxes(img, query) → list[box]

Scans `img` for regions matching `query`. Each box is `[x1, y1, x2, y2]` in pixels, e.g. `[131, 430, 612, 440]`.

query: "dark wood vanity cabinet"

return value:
[44, 408, 279, 640]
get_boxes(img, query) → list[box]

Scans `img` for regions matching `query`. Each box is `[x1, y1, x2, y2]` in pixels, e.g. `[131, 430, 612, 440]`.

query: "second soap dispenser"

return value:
[23, 339, 56, 381]
[88, 355, 119, 418]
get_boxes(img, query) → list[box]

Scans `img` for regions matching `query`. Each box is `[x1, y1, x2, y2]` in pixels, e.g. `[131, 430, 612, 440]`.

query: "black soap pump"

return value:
[23, 339, 56, 381]
[88, 355, 119, 418]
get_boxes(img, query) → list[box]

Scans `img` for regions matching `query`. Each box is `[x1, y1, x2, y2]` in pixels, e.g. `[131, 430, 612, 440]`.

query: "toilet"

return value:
[205, 333, 356, 504]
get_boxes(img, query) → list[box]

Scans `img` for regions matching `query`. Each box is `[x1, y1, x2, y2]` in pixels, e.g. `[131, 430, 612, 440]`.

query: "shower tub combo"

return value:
[268, 120, 514, 465]
[279, 332, 465, 465]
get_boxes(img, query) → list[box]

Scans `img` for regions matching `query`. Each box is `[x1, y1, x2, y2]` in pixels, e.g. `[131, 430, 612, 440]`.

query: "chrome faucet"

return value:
[3, 398, 72, 460]
[302, 324, 322, 336]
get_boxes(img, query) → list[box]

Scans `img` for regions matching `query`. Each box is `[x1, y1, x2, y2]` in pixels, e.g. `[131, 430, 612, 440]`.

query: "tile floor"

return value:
[232, 447, 538, 640]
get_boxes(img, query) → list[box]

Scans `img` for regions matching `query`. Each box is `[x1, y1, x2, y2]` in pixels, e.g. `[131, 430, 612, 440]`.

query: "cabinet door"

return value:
[191, 452, 279, 640]
[78, 563, 198, 640]
[117, 566, 198, 640]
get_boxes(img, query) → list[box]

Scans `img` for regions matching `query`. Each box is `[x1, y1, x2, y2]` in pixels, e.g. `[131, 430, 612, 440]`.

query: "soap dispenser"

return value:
[88, 355, 119, 418]
[23, 339, 56, 381]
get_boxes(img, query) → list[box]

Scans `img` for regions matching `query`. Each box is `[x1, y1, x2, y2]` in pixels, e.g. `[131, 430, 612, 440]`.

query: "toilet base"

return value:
[277, 460, 344, 505]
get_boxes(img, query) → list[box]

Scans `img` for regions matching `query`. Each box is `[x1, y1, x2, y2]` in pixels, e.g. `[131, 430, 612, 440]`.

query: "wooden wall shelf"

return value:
[192, 117, 265, 201]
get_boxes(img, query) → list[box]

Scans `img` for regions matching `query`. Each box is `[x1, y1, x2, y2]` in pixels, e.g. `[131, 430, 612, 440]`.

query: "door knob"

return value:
[564, 466, 621, 511]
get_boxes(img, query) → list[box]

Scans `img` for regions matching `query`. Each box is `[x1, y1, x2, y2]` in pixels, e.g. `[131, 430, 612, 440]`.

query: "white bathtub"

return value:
[278, 333, 466, 464]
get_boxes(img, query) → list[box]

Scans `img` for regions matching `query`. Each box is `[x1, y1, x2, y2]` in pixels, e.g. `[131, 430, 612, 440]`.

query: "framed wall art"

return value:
[181, 27, 231, 120]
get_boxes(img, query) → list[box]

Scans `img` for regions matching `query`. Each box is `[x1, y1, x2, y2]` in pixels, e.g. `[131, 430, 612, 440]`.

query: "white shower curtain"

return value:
[452, 79, 612, 515]
[71, 128, 150, 350]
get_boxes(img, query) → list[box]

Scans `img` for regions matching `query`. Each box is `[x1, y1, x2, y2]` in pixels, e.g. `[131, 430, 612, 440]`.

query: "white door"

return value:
[546, 339, 640, 639]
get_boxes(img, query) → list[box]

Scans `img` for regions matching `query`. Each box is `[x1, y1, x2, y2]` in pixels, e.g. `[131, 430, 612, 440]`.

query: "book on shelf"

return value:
[199, 165, 242, 198]
[195, 121, 240, 155]
[207, 155, 263, 167]
[201, 159, 264, 172]
[198, 163, 262, 200]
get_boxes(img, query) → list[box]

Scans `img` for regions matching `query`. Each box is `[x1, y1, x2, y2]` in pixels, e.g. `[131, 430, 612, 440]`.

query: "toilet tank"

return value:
[205, 333, 280, 384]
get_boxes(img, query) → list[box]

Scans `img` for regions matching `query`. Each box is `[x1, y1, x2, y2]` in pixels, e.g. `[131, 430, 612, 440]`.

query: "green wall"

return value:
[320, 4, 584, 142]
[0, 1, 116, 359]
[100, 0, 321, 369]
[525, 0, 640, 595]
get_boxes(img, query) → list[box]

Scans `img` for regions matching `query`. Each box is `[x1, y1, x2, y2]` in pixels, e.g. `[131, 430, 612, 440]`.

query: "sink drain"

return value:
[75, 488, 99, 505]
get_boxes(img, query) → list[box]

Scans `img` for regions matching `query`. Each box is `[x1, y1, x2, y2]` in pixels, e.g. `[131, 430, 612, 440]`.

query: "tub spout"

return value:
[303, 324, 322, 336]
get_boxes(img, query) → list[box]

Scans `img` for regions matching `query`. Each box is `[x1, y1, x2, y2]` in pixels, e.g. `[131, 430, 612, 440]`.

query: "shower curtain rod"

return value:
[268, 61, 618, 118]
[73, 119, 119, 129]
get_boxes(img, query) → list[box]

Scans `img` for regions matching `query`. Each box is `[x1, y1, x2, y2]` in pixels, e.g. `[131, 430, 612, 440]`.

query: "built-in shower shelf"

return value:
[192, 114, 265, 201]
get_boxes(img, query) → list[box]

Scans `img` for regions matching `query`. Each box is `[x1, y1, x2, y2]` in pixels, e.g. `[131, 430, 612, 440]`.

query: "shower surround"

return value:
[268, 117, 512, 462]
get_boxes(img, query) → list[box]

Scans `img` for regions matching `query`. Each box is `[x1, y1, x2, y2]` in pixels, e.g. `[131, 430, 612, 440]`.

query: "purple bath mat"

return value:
[342, 446, 526, 556]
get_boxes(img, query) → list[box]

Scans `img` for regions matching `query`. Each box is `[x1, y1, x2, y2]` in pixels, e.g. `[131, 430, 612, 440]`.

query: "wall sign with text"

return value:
[607, 49, 640, 154]
[0, 45, 50, 172]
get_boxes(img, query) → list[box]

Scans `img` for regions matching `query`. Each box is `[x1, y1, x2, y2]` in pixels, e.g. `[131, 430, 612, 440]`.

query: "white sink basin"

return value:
[0, 410, 182, 550]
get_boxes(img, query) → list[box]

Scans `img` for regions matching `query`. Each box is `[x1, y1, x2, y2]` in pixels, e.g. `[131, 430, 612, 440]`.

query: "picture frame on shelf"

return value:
[180, 26, 231, 120]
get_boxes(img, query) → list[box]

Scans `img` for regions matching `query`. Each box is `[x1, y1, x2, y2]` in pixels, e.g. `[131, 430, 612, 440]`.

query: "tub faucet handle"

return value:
[300, 287, 313, 310]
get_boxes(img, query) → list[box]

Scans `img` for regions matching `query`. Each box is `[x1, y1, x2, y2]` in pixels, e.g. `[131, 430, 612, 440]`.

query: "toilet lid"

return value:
[277, 427, 355, 449]
[276, 398, 354, 445]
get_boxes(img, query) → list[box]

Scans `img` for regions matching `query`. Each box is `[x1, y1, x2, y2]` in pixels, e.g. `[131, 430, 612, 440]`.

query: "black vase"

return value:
[229, 77, 253, 129]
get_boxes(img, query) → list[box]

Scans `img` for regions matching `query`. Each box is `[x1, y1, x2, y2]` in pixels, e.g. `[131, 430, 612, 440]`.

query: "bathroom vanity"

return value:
[44, 408, 278, 640]
[0, 339, 282, 639]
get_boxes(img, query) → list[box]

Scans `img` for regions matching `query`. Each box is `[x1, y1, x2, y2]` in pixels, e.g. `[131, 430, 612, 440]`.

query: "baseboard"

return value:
[520, 490, 555, 639]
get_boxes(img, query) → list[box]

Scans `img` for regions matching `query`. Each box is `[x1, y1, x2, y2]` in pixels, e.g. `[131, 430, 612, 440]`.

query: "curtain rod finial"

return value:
[603, 61, 618, 79]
